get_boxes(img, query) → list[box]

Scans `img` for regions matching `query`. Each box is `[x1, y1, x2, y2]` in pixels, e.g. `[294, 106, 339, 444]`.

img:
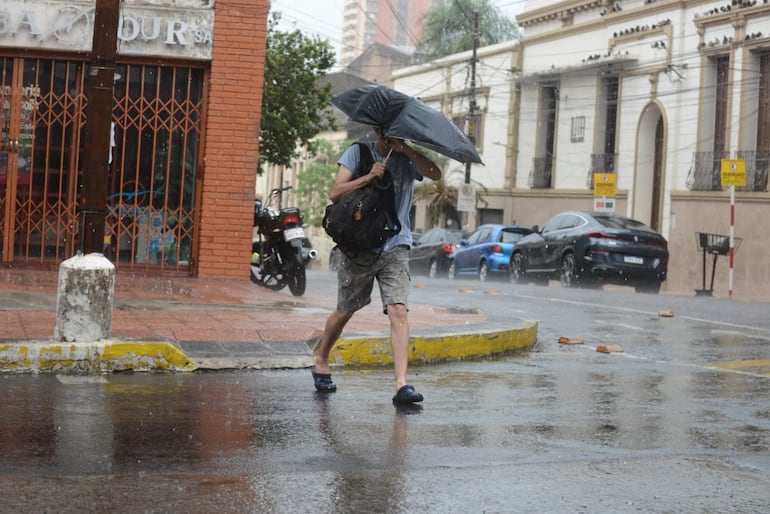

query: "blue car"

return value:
[448, 224, 533, 281]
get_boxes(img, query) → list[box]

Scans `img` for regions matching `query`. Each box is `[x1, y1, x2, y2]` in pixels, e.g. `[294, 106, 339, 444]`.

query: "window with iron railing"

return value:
[529, 155, 553, 189]
[688, 56, 730, 191]
[713, 56, 730, 154]
[530, 81, 559, 189]
[586, 153, 617, 188]
[602, 76, 619, 154]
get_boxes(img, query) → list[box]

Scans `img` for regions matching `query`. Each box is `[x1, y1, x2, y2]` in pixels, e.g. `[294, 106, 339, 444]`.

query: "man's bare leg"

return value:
[314, 309, 353, 374]
[386, 303, 410, 391]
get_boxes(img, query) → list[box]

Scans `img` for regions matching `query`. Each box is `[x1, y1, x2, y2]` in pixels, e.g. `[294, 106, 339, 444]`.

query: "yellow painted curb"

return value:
[101, 341, 197, 372]
[0, 340, 196, 373]
[329, 320, 538, 367]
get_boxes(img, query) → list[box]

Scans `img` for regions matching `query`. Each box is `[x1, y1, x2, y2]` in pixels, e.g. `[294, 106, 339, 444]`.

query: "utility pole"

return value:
[80, 0, 121, 254]
[464, 11, 479, 185]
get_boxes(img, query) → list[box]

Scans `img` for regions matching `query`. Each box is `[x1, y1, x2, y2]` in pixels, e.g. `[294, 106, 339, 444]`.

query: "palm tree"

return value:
[417, 0, 520, 61]
[415, 168, 488, 229]
[415, 178, 461, 228]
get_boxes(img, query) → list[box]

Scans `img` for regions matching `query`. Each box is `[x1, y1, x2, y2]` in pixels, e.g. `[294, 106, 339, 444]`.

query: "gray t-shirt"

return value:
[337, 142, 421, 250]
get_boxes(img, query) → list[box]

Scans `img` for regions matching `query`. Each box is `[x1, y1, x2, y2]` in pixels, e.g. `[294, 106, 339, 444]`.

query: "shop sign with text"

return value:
[0, 0, 214, 60]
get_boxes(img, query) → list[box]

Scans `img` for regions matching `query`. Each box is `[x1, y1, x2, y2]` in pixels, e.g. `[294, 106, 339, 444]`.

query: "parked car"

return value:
[448, 224, 533, 281]
[409, 228, 464, 278]
[509, 211, 669, 293]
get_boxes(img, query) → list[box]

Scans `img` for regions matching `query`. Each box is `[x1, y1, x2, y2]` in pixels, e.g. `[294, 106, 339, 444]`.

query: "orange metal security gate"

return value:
[0, 56, 204, 271]
[106, 63, 203, 270]
[0, 57, 82, 264]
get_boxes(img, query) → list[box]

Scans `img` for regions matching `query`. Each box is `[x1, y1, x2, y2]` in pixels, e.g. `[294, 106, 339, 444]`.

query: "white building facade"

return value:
[393, 41, 522, 229]
[394, 0, 770, 300]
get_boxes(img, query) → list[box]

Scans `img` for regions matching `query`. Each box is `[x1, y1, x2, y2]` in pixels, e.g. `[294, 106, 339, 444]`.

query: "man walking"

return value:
[311, 127, 441, 404]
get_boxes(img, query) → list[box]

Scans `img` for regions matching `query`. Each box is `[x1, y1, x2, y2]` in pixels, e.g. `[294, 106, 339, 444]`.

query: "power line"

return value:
[383, 0, 422, 48]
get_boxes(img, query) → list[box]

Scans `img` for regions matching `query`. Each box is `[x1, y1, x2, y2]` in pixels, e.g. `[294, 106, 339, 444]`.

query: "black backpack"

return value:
[322, 142, 401, 253]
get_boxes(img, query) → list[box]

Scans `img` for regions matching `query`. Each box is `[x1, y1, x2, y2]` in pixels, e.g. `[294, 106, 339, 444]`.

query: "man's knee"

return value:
[386, 303, 408, 319]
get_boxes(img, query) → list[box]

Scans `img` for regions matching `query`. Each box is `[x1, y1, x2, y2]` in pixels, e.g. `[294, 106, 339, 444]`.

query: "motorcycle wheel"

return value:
[287, 251, 306, 296]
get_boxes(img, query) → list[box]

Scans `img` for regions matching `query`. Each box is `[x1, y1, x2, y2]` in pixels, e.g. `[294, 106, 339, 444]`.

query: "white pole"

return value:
[729, 185, 735, 298]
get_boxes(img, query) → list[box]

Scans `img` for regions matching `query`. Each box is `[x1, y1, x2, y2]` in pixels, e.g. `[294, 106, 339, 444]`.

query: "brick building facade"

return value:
[0, 0, 268, 279]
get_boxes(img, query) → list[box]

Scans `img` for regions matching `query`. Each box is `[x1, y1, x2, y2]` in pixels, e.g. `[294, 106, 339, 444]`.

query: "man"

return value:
[311, 126, 441, 404]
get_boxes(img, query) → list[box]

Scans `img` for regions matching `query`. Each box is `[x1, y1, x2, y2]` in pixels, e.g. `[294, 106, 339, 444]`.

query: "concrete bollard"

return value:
[54, 253, 115, 343]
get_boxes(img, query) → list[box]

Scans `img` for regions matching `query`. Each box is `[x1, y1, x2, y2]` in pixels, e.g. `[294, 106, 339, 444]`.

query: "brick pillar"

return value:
[197, 0, 268, 278]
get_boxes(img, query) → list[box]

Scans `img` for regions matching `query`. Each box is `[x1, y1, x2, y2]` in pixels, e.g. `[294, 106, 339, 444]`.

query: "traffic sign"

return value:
[594, 173, 616, 197]
[721, 159, 746, 187]
[457, 182, 476, 212]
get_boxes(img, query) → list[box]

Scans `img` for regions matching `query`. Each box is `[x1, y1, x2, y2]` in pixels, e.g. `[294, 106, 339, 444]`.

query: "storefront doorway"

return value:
[0, 56, 203, 270]
[0, 56, 83, 263]
[106, 63, 204, 270]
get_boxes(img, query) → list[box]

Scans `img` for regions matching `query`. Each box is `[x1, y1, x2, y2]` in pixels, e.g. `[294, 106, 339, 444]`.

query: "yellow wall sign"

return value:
[593, 173, 616, 197]
[721, 159, 746, 187]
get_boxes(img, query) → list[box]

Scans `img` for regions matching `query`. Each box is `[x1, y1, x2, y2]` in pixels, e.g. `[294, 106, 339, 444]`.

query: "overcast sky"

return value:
[269, 0, 526, 67]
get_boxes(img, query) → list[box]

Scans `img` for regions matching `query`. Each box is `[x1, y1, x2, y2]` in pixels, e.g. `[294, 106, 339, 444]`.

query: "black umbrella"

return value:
[330, 84, 483, 165]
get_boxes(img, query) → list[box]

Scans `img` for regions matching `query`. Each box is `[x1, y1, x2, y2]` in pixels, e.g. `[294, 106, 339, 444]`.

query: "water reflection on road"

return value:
[2, 279, 770, 511]
[1, 351, 768, 512]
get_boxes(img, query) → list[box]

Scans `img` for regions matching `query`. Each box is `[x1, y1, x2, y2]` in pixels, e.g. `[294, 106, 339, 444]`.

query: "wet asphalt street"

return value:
[1, 276, 769, 513]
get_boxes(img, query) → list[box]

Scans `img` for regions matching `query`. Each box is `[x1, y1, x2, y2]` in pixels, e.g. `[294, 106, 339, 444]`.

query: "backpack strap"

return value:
[356, 142, 401, 242]
[353, 142, 375, 178]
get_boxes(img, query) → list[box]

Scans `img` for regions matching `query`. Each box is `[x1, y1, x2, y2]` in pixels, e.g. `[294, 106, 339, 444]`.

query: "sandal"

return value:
[311, 366, 337, 392]
[392, 384, 423, 404]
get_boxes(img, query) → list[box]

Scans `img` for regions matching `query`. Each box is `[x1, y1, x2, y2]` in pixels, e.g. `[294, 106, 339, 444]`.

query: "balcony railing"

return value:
[686, 151, 729, 191]
[735, 150, 769, 192]
[586, 153, 617, 188]
[687, 151, 769, 192]
[529, 155, 553, 189]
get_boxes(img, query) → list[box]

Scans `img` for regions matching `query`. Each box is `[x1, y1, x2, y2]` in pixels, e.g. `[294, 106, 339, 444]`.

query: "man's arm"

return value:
[329, 161, 387, 203]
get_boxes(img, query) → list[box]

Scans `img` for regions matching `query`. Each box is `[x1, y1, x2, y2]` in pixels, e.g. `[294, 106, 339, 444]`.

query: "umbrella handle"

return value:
[370, 148, 393, 190]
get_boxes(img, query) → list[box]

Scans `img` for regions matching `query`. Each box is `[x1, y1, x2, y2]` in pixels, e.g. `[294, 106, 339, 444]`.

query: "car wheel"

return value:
[479, 261, 488, 282]
[448, 260, 456, 280]
[635, 280, 662, 294]
[510, 253, 525, 284]
[560, 253, 578, 288]
[428, 259, 438, 278]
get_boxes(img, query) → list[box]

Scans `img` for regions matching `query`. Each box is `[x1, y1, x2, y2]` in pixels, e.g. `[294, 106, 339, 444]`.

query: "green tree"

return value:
[294, 139, 351, 226]
[417, 0, 520, 61]
[259, 13, 337, 169]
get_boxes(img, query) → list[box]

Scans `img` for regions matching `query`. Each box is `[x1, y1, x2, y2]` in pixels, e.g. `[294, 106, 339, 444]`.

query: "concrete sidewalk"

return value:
[0, 268, 538, 373]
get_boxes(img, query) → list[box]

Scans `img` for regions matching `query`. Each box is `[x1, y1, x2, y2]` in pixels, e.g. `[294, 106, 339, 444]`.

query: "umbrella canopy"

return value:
[330, 84, 483, 165]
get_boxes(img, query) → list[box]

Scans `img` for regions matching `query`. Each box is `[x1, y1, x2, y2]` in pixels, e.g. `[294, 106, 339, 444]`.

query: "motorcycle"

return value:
[250, 186, 317, 296]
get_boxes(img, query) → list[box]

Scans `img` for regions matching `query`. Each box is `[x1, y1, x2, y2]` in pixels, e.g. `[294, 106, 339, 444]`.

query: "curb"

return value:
[0, 340, 196, 373]
[330, 320, 539, 367]
[0, 320, 538, 373]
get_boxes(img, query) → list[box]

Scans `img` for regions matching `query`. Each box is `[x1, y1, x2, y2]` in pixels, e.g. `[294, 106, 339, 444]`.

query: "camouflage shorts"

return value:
[337, 246, 410, 315]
